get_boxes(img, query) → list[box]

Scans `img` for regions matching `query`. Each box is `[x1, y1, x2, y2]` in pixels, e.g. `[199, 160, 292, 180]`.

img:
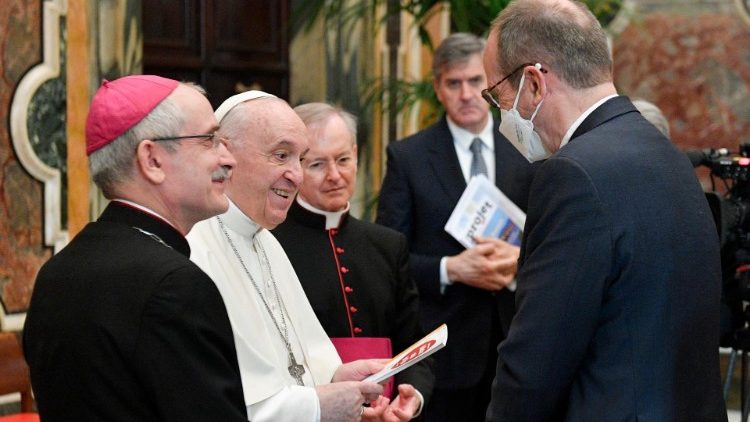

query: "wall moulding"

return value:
[5, 0, 69, 331]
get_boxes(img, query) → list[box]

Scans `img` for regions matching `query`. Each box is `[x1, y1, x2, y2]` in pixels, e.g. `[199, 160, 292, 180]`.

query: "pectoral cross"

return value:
[288, 352, 306, 386]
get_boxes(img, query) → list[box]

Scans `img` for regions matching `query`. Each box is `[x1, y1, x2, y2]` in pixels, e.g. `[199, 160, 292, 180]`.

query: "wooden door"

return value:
[142, 0, 289, 107]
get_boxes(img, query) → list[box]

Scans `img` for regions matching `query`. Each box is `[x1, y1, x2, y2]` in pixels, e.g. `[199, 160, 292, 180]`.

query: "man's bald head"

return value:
[489, 0, 611, 89]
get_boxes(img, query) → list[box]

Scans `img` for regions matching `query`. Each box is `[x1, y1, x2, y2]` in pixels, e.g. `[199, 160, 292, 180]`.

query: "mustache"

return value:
[211, 166, 232, 182]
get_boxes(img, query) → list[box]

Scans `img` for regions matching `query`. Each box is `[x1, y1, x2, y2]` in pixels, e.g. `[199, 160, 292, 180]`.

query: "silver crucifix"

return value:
[288, 352, 306, 386]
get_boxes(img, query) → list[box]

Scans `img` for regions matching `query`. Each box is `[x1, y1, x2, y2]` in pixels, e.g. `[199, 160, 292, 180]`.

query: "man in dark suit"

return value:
[23, 75, 247, 421]
[376, 34, 535, 422]
[482, 1, 726, 421]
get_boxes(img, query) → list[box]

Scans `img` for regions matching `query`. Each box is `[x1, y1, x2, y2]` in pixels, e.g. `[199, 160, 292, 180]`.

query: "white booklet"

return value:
[444, 174, 526, 248]
[364, 324, 448, 384]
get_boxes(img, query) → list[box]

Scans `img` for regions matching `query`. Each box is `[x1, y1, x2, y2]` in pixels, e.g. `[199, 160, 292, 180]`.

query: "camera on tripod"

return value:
[689, 144, 750, 348]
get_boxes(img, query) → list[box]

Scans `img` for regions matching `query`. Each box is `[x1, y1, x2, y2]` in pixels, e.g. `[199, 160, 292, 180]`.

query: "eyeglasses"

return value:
[481, 63, 547, 109]
[152, 133, 224, 149]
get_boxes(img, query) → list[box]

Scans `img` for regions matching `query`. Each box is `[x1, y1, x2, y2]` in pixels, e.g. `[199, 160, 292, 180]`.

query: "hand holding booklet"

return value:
[444, 174, 526, 248]
[364, 324, 448, 384]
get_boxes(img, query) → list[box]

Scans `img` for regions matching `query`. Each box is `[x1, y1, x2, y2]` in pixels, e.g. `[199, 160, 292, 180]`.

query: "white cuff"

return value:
[412, 388, 425, 419]
[507, 278, 517, 292]
[439, 257, 452, 294]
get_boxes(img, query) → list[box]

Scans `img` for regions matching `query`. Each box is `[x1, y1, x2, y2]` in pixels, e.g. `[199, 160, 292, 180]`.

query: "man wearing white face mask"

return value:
[483, 1, 726, 421]
[376, 33, 536, 422]
[486, 62, 550, 162]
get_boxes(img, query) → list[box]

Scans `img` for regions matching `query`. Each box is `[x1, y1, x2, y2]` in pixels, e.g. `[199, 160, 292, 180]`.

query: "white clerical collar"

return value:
[111, 198, 177, 230]
[220, 197, 263, 239]
[446, 114, 495, 153]
[559, 94, 619, 149]
[297, 196, 349, 230]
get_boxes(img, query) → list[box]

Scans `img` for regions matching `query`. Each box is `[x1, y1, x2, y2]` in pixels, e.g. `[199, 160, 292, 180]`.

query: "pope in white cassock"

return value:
[187, 91, 385, 422]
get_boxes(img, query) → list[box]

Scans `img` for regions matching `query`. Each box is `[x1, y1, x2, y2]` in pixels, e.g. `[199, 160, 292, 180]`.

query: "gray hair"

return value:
[432, 33, 486, 81]
[491, 0, 612, 89]
[632, 99, 671, 138]
[89, 83, 204, 198]
[293, 102, 357, 144]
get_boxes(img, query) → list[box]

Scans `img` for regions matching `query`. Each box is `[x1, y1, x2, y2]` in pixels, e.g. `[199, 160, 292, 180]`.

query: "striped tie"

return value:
[470, 137, 488, 177]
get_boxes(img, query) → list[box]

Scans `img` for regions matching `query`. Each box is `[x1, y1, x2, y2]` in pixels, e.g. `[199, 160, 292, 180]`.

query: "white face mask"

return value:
[498, 70, 549, 163]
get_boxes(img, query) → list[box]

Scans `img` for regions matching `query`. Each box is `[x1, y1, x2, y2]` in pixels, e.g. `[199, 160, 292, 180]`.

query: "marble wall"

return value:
[0, 1, 53, 322]
[0, 0, 139, 329]
[612, 0, 750, 152]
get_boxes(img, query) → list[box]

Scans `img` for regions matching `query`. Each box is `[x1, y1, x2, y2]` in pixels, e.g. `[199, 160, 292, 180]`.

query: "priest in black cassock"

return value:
[273, 103, 434, 421]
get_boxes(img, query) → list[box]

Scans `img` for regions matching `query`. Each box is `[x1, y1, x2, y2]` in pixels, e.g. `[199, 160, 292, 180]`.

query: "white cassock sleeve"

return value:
[246, 385, 320, 422]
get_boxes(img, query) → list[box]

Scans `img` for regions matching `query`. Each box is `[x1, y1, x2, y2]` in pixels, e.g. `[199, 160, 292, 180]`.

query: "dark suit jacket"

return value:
[487, 97, 727, 421]
[273, 201, 434, 401]
[376, 116, 535, 388]
[23, 202, 247, 422]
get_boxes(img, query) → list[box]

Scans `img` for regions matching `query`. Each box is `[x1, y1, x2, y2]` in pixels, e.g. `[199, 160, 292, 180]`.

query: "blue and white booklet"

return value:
[444, 174, 526, 248]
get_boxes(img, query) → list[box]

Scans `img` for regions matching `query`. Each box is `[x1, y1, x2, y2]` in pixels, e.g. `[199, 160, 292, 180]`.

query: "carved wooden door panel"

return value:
[142, 0, 289, 107]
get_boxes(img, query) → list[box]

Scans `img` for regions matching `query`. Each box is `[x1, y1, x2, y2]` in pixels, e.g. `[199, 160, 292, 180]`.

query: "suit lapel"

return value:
[570, 96, 637, 142]
[428, 118, 466, 204]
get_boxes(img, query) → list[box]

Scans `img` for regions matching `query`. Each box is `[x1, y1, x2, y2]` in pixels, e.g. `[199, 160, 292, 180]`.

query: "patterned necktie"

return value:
[470, 137, 488, 177]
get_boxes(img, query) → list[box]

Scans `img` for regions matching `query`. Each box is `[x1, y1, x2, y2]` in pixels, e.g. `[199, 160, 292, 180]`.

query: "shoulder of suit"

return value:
[390, 120, 447, 152]
[352, 218, 406, 244]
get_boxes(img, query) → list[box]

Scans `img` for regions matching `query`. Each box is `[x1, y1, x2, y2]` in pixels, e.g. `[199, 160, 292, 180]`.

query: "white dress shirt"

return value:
[440, 114, 496, 289]
[559, 94, 619, 149]
[446, 115, 496, 185]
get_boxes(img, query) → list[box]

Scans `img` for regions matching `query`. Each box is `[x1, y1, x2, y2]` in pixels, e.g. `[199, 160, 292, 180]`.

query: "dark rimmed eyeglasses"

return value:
[152, 133, 224, 149]
[481, 63, 547, 109]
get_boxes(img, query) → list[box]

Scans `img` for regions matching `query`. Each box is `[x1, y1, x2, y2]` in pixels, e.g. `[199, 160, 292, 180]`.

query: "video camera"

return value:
[688, 145, 750, 348]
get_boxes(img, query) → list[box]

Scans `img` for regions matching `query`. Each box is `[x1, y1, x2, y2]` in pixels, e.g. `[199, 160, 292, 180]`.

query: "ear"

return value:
[135, 140, 167, 185]
[527, 65, 547, 105]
